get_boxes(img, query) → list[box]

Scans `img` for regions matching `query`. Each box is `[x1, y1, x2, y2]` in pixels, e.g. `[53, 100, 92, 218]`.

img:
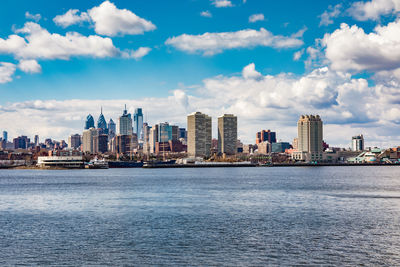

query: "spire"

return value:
[101, 106, 103, 114]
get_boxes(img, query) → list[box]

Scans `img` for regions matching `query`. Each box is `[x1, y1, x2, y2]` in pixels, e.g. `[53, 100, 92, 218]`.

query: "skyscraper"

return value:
[117, 105, 133, 135]
[97, 107, 108, 134]
[108, 118, 116, 140]
[187, 112, 212, 157]
[218, 114, 237, 155]
[2, 131, 7, 142]
[82, 128, 99, 153]
[352, 135, 364, 151]
[149, 124, 159, 154]
[85, 114, 95, 129]
[295, 115, 323, 161]
[133, 108, 143, 140]
[256, 129, 276, 144]
[68, 134, 82, 149]
[34, 135, 39, 146]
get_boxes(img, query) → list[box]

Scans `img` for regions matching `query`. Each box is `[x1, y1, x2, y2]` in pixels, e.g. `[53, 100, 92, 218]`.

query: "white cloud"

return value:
[0, 22, 118, 60]
[249, 14, 264, 23]
[347, 0, 400, 21]
[25, 12, 41, 22]
[122, 47, 151, 60]
[2, 63, 399, 148]
[88, 1, 156, 36]
[211, 0, 234, 8]
[321, 20, 400, 72]
[53, 9, 90, 28]
[0, 62, 16, 84]
[293, 49, 304, 61]
[319, 4, 342, 26]
[165, 28, 304, 56]
[200, 10, 212, 18]
[18, 59, 42, 73]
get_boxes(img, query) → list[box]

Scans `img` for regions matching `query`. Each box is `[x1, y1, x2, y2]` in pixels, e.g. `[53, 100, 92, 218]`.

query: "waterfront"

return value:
[0, 167, 400, 265]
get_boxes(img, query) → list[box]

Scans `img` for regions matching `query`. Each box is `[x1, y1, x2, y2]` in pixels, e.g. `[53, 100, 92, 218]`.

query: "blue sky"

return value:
[1, 0, 400, 147]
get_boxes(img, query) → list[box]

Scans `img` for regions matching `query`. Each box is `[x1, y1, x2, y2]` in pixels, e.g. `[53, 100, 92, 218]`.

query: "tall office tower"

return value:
[34, 135, 39, 146]
[149, 124, 159, 154]
[158, 122, 172, 142]
[108, 118, 116, 140]
[171, 125, 179, 141]
[133, 108, 144, 140]
[97, 107, 108, 134]
[85, 114, 95, 129]
[297, 115, 323, 161]
[82, 128, 99, 153]
[3, 131, 8, 142]
[68, 134, 82, 149]
[352, 134, 364, 151]
[256, 129, 276, 144]
[117, 105, 133, 135]
[13, 136, 30, 149]
[179, 128, 187, 140]
[218, 114, 238, 155]
[187, 112, 212, 157]
[142, 123, 151, 154]
[94, 134, 108, 153]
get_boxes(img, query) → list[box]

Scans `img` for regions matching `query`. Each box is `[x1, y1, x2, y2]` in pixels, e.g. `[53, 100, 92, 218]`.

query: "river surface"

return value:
[0, 167, 400, 266]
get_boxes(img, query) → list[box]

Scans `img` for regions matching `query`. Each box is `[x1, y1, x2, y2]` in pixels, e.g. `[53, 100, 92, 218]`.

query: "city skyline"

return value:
[1, 0, 400, 148]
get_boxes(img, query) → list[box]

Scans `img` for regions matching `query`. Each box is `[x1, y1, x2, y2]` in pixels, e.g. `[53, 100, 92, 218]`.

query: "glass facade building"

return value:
[133, 108, 144, 140]
[85, 114, 95, 130]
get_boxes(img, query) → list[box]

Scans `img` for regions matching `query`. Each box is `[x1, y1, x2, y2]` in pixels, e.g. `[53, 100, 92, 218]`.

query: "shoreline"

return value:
[2, 162, 400, 169]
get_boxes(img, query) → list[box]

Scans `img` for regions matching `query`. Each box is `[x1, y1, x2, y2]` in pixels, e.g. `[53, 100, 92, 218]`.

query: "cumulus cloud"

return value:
[322, 20, 400, 72]
[88, 1, 156, 36]
[53, 9, 90, 28]
[211, 0, 234, 8]
[25, 12, 41, 22]
[319, 4, 342, 26]
[249, 14, 264, 23]
[347, 0, 400, 21]
[0, 22, 118, 60]
[165, 28, 304, 56]
[0, 62, 16, 84]
[2, 63, 399, 148]
[18, 59, 42, 73]
[122, 47, 151, 60]
[200, 10, 212, 17]
[52, 1, 156, 36]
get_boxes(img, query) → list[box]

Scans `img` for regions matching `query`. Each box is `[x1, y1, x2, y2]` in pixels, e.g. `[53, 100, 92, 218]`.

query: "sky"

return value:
[1, 0, 400, 148]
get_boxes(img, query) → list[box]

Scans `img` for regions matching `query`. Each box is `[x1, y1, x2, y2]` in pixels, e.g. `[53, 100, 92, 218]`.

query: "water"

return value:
[0, 167, 400, 266]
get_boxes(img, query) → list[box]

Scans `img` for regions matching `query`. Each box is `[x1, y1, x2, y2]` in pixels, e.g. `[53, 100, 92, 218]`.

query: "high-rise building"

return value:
[133, 108, 143, 140]
[149, 124, 159, 154]
[295, 115, 323, 161]
[3, 131, 8, 142]
[94, 134, 108, 153]
[256, 130, 276, 144]
[97, 107, 108, 134]
[68, 134, 82, 150]
[108, 118, 116, 140]
[187, 112, 212, 157]
[13, 136, 29, 149]
[179, 128, 187, 140]
[34, 135, 39, 146]
[142, 123, 151, 154]
[117, 105, 133, 135]
[85, 114, 95, 130]
[82, 128, 99, 153]
[158, 122, 172, 142]
[218, 114, 237, 155]
[352, 135, 364, 151]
